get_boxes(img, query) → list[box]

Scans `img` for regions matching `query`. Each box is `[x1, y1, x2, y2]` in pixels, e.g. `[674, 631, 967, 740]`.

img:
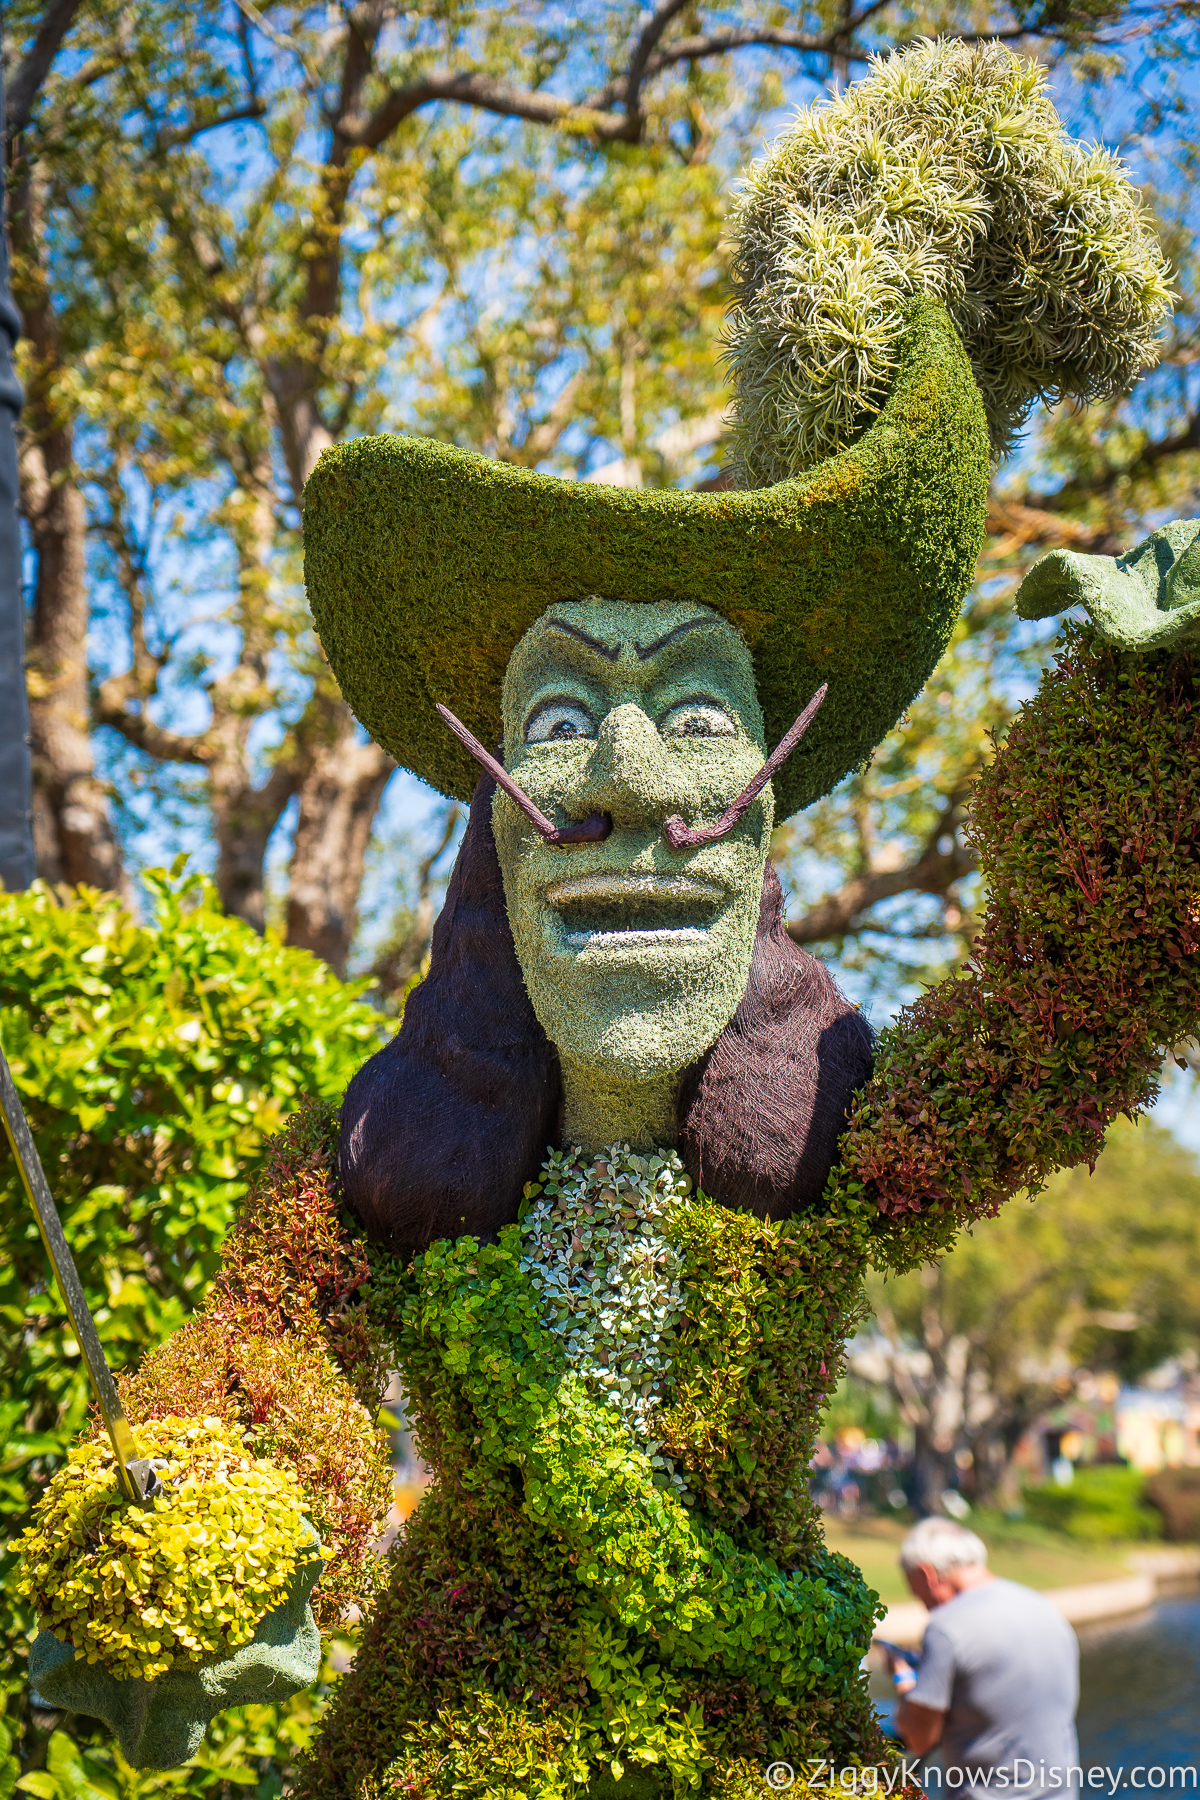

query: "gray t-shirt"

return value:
[908, 1577, 1080, 1798]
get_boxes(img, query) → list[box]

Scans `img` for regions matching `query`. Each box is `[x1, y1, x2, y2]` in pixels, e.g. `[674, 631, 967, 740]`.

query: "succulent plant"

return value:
[519, 1145, 693, 1495]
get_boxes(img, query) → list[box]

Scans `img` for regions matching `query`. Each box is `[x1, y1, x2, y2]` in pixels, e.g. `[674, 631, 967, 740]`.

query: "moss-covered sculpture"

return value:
[58, 614, 1194, 1797]
[112, 1109, 395, 1629]
[493, 598, 776, 1148]
[307, 616, 1200, 1800]
[21, 36, 1200, 1800]
[1016, 517, 1200, 651]
[304, 298, 988, 823]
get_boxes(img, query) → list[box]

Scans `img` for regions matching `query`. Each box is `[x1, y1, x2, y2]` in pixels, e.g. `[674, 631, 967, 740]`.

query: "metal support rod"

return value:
[0, 1042, 147, 1501]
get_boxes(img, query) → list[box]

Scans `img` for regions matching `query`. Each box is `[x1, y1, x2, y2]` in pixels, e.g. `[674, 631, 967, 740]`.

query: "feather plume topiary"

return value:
[725, 37, 1173, 486]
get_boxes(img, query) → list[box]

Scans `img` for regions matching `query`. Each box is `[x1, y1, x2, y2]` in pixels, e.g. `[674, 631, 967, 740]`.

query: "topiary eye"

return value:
[526, 701, 596, 743]
[660, 701, 738, 740]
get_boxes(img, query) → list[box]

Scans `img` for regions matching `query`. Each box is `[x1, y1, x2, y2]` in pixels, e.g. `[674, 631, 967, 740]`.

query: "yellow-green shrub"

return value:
[17, 1417, 313, 1682]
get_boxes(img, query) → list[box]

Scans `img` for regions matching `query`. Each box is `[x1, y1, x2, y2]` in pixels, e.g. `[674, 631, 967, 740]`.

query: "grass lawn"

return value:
[821, 1509, 1134, 1607]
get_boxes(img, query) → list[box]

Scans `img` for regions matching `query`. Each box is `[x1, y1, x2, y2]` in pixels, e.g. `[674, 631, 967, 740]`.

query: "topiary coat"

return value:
[115, 623, 1200, 1798]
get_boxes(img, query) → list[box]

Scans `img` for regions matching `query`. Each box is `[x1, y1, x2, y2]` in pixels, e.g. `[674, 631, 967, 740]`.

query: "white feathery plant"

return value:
[724, 38, 1174, 487]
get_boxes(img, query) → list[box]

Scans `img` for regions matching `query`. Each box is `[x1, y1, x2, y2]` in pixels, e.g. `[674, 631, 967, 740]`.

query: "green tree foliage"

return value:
[1022, 1466, 1162, 1543]
[11, 0, 1200, 998]
[854, 1119, 1200, 1511]
[8, 0, 768, 969]
[0, 867, 387, 1765]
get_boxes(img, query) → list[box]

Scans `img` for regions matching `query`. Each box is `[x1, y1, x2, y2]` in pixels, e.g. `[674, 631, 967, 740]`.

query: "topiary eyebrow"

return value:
[544, 615, 718, 663]
[636, 618, 714, 660]
[544, 620, 619, 661]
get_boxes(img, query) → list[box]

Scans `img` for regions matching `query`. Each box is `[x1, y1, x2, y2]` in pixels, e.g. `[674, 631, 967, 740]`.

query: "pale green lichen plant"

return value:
[18, 1416, 314, 1682]
[725, 37, 1173, 486]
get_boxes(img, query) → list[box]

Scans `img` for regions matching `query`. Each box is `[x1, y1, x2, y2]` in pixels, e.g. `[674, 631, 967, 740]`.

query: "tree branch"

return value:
[233, 0, 322, 86]
[94, 677, 209, 765]
[349, 8, 851, 151]
[618, 0, 695, 135]
[625, 24, 857, 92]
[982, 495, 1128, 563]
[1007, 408, 1200, 526]
[509, 370, 588, 466]
[344, 69, 593, 150]
[155, 103, 268, 154]
[786, 791, 976, 946]
[5, 0, 83, 139]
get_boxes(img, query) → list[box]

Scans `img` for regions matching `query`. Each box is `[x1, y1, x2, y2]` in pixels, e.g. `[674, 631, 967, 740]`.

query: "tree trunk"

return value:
[991, 1447, 1025, 1513]
[911, 1424, 958, 1517]
[285, 689, 394, 974]
[204, 469, 299, 928]
[12, 163, 123, 893]
[369, 800, 461, 1000]
[261, 215, 395, 972]
[20, 440, 115, 887]
[209, 758, 297, 930]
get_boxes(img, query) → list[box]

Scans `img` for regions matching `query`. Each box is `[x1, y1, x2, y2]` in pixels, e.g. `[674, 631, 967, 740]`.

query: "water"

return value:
[1076, 1594, 1200, 1780]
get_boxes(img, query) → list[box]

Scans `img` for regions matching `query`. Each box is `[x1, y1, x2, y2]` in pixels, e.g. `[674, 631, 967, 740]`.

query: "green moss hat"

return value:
[303, 298, 988, 821]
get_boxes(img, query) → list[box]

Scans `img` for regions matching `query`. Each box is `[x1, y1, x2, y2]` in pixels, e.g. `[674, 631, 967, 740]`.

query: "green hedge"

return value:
[1022, 1466, 1162, 1544]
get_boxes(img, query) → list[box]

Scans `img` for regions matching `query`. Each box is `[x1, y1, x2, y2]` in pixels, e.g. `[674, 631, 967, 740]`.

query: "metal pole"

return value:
[0, 9, 34, 892]
[0, 1042, 156, 1501]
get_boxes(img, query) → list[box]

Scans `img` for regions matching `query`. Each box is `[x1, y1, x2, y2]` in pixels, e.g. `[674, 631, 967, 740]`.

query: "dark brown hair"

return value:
[340, 774, 872, 1251]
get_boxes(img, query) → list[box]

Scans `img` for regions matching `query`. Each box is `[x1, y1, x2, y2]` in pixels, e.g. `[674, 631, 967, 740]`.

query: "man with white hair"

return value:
[885, 1516, 1080, 1796]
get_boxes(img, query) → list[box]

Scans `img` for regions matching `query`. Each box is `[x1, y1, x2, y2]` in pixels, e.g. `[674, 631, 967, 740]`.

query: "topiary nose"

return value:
[563, 705, 701, 832]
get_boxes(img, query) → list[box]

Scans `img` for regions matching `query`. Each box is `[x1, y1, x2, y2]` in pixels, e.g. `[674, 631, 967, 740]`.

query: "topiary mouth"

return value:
[546, 873, 726, 944]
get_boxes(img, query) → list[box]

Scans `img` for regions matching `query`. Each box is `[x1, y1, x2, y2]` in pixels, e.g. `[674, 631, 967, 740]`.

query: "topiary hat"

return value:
[304, 299, 989, 823]
[303, 40, 1171, 821]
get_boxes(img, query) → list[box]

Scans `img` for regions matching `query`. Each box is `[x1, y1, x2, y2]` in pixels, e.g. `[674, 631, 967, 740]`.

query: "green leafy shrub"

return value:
[1022, 1466, 1162, 1544]
[0, 869, 389, 1764]
[17, 1417, 312, 1680]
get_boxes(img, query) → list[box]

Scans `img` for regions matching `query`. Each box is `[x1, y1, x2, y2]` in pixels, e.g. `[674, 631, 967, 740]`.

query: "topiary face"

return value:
[493, 598, 771, 1151]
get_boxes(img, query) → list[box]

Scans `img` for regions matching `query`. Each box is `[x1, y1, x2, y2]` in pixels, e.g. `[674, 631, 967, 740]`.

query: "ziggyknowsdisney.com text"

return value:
[765, 1764, 1200, 1792]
